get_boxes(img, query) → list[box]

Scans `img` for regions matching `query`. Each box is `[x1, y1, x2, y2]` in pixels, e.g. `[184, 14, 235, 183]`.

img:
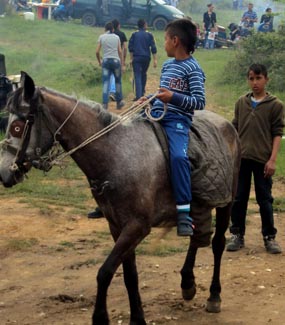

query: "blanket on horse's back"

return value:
[189, 110, 234, 207]
[151, 110, 235, 207]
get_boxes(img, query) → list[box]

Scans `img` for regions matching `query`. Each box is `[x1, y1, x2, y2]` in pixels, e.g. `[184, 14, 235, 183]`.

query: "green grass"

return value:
[5, 237, 39, 251]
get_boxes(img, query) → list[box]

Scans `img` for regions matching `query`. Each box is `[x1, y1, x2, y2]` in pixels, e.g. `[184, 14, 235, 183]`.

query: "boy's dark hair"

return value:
[138, 19, 146, 29]
[265, 7, 272, 12]
[165, 18, 197, 54]
[112, 19, 120, 30]
[105, 21, 114, 32]
[247, 63, 268, 78]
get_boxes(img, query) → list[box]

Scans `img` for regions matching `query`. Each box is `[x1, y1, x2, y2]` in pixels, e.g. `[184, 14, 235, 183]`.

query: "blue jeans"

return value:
[160, 114, 192, 205]
[132, 56, 150, 100]
[109, 74, 116, 94]
[230, 158, 277, 238]
[102, 58, 122, 104]
[205, 39, 215, 49]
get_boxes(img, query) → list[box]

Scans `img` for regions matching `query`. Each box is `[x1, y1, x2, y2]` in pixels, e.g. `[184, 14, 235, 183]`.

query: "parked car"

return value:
[71, 0, 185, 30]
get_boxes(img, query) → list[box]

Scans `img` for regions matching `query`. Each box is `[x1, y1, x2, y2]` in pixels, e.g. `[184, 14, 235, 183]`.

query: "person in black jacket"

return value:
[203, 3, 217, 49]
[128, 19, 157, 101]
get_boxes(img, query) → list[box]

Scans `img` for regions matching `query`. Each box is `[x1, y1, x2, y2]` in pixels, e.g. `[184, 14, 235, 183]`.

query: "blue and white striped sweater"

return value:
[151, 56, 206, 121]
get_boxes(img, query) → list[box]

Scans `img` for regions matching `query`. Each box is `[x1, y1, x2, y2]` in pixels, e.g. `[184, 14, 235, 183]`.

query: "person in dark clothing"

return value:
[108, 19, 128, 100]
[258, 7, 274, 32]
[203, 3, 217, 48]
[128, 18, 157, 101]
[226, 63, 284, 254]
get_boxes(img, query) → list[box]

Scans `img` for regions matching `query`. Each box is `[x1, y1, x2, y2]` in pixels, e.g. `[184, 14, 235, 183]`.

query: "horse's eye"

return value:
[9, 120, 25, 138]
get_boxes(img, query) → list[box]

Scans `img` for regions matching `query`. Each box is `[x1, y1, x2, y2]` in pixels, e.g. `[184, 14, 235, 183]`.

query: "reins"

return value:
[48, 91, 167, 167]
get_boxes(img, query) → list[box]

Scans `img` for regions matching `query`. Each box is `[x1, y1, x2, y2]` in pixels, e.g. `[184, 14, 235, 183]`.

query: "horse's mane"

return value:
[39, 86, 119, 127]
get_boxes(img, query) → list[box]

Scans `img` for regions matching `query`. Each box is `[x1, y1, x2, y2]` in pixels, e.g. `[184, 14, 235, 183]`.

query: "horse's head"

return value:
[0, 72, 54, 187]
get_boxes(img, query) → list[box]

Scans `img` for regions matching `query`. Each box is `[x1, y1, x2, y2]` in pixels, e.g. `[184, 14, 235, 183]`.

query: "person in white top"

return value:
[96, 21, 125, 110]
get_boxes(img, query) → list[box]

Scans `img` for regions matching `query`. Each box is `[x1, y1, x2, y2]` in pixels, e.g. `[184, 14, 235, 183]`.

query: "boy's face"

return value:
[164, 32, 175, 57]
[247, 71, 268, 95]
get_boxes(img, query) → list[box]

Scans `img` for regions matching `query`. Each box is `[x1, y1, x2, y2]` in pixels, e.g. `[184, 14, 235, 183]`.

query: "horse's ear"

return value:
[20, 71, 35, 101]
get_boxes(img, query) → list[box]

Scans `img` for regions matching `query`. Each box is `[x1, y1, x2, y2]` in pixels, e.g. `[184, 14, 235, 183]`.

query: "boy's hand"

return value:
[156, 88, 173, 103]
[264, 159, 276, 178]
[136, 96, 148, 104]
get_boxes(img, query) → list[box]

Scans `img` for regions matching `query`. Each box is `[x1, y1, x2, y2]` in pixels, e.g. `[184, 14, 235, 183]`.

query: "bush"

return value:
[222, 30, 285, 92]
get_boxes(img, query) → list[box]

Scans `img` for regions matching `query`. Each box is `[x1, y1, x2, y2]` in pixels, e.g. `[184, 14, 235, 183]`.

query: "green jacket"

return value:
[232, 92, 284, 164]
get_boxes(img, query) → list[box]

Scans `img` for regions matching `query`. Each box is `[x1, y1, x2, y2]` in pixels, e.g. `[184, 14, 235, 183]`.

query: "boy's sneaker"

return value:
[264, 237, 282, 254]
[177, 214, 194, 237]
[226, 234, 244, 251]
[102, 103, 108, 110]
[109, 93, 116, 101]
[116, 100, 125, 110]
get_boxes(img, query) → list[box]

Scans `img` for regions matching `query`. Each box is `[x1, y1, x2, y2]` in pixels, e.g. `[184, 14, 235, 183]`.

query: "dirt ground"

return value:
[1, 83, 285, 324]
[0, 181, 285, 325]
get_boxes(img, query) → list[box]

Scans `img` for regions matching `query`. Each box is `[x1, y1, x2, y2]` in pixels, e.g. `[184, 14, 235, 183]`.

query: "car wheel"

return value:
[152, 17, 168, 30]
[82, 11, 96, 26]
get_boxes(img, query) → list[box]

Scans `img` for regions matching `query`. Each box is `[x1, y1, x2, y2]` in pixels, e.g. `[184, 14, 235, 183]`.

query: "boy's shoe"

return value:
[87, 207, 104, 219]
[226, 234, 244, 251]
[102, 103, 108, 110]
[109, 93, 116, 101]
[116, 100, 125, 110]
[177, 214, 194, 237]
[264, 237, 282, 254]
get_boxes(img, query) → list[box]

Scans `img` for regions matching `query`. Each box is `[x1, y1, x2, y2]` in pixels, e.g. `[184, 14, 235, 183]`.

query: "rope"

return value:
[53, 100, 80, 142]
[49, 92, 167, 166]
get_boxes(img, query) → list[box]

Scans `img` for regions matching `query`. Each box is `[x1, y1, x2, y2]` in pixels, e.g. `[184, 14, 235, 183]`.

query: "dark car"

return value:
[71, 0, 185, 30]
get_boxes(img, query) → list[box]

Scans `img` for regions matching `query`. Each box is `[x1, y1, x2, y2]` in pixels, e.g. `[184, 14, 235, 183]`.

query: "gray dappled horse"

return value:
[0, 72, 240, 324]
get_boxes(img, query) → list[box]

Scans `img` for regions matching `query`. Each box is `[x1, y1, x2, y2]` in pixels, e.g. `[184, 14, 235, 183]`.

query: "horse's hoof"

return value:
[206, 299, 221, 313]
[182, 284, 196, 301]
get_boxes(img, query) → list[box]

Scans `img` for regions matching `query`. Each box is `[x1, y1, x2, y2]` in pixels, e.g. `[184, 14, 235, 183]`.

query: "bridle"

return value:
[4, 88, 58, 174]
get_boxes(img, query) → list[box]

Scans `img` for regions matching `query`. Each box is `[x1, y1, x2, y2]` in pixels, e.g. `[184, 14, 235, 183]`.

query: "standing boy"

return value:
[227, 63, 284, 254]
[141, 18, 205, 236]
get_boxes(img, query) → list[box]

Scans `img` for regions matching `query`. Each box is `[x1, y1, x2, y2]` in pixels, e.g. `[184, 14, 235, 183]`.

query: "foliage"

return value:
[6, 238, 39, 251]
[222, 31, 285, 92]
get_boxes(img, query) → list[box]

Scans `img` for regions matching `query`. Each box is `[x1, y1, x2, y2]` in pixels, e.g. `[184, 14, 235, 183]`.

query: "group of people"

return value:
[201, 2, 275, 48]
[95, 18, 157, 109]
[93, 16, 284, 251]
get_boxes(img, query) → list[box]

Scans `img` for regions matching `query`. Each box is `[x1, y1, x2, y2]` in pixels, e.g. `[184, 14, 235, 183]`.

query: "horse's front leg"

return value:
[206, 203, 231, 313]
[180, 244, 198, 300]
[123, 252, 146, 325]
[92, 220, 150, 325]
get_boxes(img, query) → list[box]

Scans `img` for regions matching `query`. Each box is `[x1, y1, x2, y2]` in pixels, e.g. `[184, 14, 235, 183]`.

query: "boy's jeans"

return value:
[230, 158, 277, 238]
[102, 58, 122, 104]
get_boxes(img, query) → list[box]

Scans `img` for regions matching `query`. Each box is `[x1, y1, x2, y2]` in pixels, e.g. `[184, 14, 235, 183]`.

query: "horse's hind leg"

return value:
[123, 252, 146, 325]
[206, 203, 231, 313]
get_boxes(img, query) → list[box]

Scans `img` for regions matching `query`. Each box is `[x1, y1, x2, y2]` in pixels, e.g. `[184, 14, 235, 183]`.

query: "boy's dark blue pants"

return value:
[160, 116, 192, 206]
[132, 56, 150, 100]
[230, 158, 277, 238]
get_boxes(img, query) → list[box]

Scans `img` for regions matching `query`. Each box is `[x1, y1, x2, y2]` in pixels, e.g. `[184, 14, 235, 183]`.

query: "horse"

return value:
[0, 72, 241, 324]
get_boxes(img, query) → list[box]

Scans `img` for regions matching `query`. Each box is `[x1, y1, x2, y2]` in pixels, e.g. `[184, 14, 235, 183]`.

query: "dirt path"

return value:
[0, 185, 285, 325]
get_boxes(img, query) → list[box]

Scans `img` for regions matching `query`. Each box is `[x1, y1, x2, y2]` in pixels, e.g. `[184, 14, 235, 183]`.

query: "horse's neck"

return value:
[41, 90, 113, 148]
